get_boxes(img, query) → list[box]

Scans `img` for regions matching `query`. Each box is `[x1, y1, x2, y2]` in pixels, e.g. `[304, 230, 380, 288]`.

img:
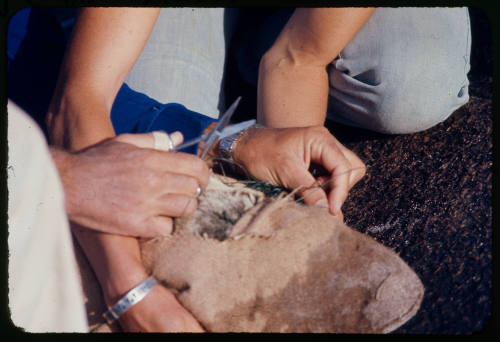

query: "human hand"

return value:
[233, 126, 365, 217]
[58, 131, 210, 237]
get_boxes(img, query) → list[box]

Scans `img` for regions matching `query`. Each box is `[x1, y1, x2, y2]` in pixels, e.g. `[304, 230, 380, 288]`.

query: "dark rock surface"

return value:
[328, 83, 492, 334]
[336, 8, 493, 334]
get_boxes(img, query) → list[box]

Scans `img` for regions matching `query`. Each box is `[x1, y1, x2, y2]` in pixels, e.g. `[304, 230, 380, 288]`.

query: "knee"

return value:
[368, 74, 469, 135]
[329, 56, 470, 135]
[328, 7, 471, 135]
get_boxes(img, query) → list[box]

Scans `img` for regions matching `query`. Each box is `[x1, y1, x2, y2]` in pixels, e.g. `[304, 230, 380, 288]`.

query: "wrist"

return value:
[219, 124, 266, 164]
[71, 226, 150, 308]
[47, 86, 115, 150]
[257, 52, 329, 128]
[104, 267, 150, 307]
[85, 232, 150, 306]
[49, 147, 80, 219]
[103, 275, 158, 325]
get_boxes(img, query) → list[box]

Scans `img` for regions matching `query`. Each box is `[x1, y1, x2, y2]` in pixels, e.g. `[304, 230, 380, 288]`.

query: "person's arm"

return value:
[46, 8, 204, 332]
[49, 133, 208, 332]
[47, 7, 160, 151]
[257, 8, 375, 127]
[72, 224, 204, 332]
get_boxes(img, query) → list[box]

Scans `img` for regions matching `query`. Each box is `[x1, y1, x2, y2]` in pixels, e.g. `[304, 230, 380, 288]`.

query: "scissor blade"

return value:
[215, 96, 242, 134]
[218, 119, 256, 139]
[170, 135, 204, 152]
[171, 119, 255, 153]
[171, 96, 243, 154]
[200, 96, 242, 158]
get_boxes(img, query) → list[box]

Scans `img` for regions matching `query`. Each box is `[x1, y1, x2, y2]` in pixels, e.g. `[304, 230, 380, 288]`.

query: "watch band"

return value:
[218, 123, 265, 162]
[102, 276, 158, 325]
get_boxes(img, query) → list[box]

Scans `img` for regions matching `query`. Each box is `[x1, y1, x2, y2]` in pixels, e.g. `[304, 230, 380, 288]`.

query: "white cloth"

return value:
[7, 101, 88, 332]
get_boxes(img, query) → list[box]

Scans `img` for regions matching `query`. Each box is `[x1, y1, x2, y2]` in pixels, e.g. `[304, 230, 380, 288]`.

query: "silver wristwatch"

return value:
[218, 123, 265, 161]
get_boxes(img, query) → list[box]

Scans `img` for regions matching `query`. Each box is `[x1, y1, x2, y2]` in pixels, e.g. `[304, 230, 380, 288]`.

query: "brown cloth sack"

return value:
[80, 174, 424, 333]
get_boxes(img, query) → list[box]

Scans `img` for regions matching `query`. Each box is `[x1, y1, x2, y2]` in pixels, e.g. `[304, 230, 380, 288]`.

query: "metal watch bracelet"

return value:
[102, 275, 158, 325]
[218, 123, 266, 162]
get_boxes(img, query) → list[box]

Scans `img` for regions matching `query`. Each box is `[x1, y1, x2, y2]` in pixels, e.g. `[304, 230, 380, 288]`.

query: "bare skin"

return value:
[52, 132, 209, 237]
[257, 8, 376, 128]
[47, 8, 161, 150]
[50, 132, 207, 332]
[233, 126, 365, 217]
[47, 7, 370, 332]
[47, 8, 203, 332]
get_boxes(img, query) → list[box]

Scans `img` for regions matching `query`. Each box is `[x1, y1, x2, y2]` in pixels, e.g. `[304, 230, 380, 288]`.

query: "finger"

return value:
[327, 165, 351, 216]
[144, 216, 174, 237]
[169, 131, 184, 147]
[299, 176, 344, 219]
[159, 173, 202, 197]
[115, 131, 184, 149]
[281, 164, 329, 208]
[318, 131, 364, 182]
[300, 187, 329, 208]
[337, 144, 366, 190]
[114, 131, 209, 189]
[147, 153, 210, 189]
[157, 193, 198, 218]
[335, 210, 344, 222]
[152, 131, 184, 151]
[310, 143, 352, 216]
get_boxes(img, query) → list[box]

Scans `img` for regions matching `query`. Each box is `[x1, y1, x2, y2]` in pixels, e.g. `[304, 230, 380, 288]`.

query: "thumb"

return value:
[115, 131, 184, 150]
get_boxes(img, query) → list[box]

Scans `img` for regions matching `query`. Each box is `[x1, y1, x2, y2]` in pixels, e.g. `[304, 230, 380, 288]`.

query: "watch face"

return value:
[219, 135, 237, 159]
[219, 123, 259, 160]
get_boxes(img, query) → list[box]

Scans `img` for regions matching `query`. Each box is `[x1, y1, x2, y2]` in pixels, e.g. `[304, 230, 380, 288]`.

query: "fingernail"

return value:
[170, 131, 184, 146]
[314, 199, 329, 208]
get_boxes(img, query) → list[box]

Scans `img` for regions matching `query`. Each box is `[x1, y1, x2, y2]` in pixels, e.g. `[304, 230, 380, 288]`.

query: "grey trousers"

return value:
[126, 8, 471, 134]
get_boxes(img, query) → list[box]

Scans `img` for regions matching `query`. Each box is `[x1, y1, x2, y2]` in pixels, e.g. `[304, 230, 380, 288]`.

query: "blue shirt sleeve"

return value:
[7, 7, 217, 154]
[111, 83, 217, 155]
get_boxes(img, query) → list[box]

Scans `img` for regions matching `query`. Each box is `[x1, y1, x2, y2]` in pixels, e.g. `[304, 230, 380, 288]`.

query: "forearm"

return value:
[257, 55, 330, 127]
[47, 7, 160, 150]
[46, 8, 162, 306]
[257, 8, 375, 128]
[50, 145, 150, 305]
[48, 86, 115, 150]
[73, 226, 147, 305]
[49, 147, 78, 218]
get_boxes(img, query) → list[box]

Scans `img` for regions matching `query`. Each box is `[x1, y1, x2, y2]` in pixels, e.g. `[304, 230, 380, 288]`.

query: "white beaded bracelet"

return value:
[102, 276, 158, 325]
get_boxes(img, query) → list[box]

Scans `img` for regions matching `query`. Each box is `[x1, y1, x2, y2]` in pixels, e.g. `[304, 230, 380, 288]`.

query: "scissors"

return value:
[172, 96, 256, 158]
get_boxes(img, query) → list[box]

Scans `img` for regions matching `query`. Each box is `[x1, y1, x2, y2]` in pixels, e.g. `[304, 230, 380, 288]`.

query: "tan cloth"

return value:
[7, 101, 88, 332]
[141, 177, 424, 333]
[83, 175, 424, 333]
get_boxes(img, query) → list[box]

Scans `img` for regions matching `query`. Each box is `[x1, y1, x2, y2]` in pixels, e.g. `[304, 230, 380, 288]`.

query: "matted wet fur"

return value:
[79, 174, 424, 333]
